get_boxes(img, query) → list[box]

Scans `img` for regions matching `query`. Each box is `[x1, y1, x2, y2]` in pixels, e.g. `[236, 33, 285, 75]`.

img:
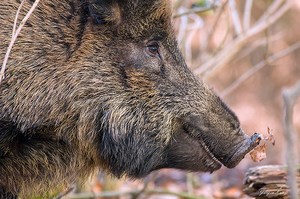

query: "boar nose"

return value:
[183, 115, 261, 168]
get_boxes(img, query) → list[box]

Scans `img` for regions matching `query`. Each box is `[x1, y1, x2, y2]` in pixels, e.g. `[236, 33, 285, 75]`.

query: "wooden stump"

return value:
[243, 165, 300, 198]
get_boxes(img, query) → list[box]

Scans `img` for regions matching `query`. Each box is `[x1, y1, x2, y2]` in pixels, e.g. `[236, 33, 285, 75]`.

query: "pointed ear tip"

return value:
[88, 1, 122, 26]
[109, 3, 122, 25]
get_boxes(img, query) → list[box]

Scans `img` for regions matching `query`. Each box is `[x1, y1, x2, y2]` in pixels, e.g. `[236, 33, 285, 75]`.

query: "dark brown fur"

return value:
[0, 0, 260, 198]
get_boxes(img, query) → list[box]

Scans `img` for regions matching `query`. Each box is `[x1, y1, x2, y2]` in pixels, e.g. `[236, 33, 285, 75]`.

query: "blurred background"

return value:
[66, 0, 300, 198]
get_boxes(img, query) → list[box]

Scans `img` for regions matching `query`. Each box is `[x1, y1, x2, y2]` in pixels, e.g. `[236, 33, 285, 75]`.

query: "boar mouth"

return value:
[190, 131, 223, 168]
[163, 126, 222, 173]
[184, 128, 223, 170]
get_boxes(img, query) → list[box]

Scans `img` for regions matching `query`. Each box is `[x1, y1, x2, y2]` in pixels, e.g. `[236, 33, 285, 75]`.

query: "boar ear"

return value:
[87, 0, 122, 25]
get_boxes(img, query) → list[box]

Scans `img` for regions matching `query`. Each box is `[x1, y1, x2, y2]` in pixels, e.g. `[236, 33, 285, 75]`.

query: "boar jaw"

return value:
[164, 128, 222, 173]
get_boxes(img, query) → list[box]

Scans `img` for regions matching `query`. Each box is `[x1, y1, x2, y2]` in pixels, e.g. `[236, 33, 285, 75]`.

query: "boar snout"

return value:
[183, 114, 261, 169]
[223, 132, 261, 168]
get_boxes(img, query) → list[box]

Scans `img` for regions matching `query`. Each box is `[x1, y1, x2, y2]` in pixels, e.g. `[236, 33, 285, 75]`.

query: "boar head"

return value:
[86, 0, 261, 177]
[0, 0, 261, 181]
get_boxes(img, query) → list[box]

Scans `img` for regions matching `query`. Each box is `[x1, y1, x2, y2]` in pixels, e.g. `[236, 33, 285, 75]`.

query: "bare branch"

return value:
[0, 0, 41, 83]
[12, 0, 26, 36]
[228, 0, 242, 35]
[184, 14, 203, 66]
[243, 0, 253, 30]
[194, 0, 292, 77]
[257, 0, 284, 24]
[282, 81, 300, 199]
[221, 42, 300, 97]
[177, 7, 189, 46]
[55, 186, 75, 199]
[64, 189, 205, 199]
[232, 31, 283, 64]
[247, 0, 291, 38]
[186, 173, 195, 194]
[207, 0, 229, 46]
[173, 3, 219, 18]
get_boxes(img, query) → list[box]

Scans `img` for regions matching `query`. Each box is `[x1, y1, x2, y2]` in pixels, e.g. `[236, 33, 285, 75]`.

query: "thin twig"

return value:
[247, 0, 291, 38]
[221, 42, 300, 97]
[185, 14, 203, 67]
[228, 0, 242, 35]
[243, 0, 253, 31]
[64, 189, 205, 199]
[195, 0, 291, 77]
[176, 7, 189, 47]
[212, 16, 231, 55]
[282, 81, 300, 199]
[207, 0, 229, 47]
[257, 0, 284, 24]
[173, 3, 219, 18]
[133, 172, 158, 199]
[13, 0, 26, 36]
[0, 0, 41, 83]
[55, 186, 76, 199]
[231, 31, 283, 64]
[186, 173, 195, 194]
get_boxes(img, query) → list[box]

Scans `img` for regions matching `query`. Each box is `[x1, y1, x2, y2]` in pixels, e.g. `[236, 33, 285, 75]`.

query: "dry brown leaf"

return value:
[250, 143, 267, 162]
[249, 127, 276, 162]
[213, 187, 243, 199]
[264, 127, 275, 145]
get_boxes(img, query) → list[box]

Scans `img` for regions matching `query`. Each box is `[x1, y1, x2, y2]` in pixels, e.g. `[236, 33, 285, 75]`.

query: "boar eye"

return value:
[146, 42, 160, 58]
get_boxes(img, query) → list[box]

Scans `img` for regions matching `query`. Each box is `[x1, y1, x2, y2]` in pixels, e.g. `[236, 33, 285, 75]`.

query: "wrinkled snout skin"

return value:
[0, 0, 260, 197]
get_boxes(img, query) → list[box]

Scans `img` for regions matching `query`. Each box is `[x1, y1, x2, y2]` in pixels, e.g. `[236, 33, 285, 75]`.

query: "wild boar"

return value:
[0, 0, 260, 198]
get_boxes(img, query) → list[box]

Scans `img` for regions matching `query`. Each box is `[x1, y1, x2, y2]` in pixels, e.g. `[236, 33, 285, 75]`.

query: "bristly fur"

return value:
[0, 0, 255, 198]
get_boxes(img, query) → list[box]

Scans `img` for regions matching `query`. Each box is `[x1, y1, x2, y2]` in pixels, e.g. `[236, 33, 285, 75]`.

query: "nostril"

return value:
[251, 132, 262, 145]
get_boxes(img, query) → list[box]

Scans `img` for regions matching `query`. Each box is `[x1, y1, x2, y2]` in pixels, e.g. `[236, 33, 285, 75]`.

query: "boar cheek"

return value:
[99, 129, 165, 178]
